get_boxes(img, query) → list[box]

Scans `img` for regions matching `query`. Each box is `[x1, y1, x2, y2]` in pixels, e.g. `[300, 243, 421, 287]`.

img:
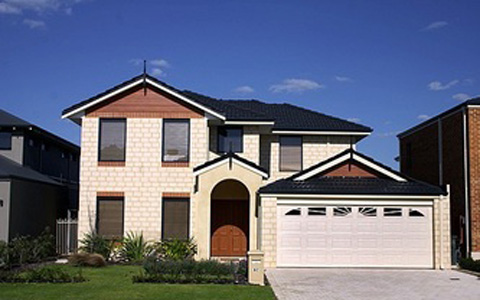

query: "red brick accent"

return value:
[468, 108, 480, 252]
[98, 161, 126, 167]
[322, 161, 379, 178]
[97, 191, 124, 198]
[162, 162, 189, 168]
[85, 85, 203, 119]
[162, 192, 190, 198]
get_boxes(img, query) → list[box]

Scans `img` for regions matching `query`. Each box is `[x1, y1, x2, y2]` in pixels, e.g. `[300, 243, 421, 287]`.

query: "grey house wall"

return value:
[8, 179, 65, 239]
[0, 180, 11, 242]
[0, 134, 23, 165]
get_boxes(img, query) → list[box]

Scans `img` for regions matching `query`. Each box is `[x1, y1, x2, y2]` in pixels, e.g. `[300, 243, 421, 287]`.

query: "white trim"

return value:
[277, 199, 433, 206]
[293, 152, 407, 182]
[224, 121, 274, 126]
[193, 157, 268, 178]
[272, 130, 370, 136]
[61, 78, 226, 120]
[276, 264, 433, 269]
[260, 193, 440, 200]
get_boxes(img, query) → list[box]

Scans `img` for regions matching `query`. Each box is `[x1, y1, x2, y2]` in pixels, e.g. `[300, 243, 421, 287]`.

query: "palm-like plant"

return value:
[119, 232, 153, 263]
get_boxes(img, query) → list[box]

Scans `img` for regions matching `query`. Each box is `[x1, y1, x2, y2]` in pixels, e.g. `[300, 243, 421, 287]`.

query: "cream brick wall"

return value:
[259, 196, 277, 268]
[78, 117, 208, 241]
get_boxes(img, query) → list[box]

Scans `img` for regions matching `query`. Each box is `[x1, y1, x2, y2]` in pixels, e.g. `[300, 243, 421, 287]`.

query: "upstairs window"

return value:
[99, 119, 126, 161]
[163, 119, 190, 162]
[0, 132, 12, 150]
[279, 136, 302, 171]
[218, 126, 243, 153]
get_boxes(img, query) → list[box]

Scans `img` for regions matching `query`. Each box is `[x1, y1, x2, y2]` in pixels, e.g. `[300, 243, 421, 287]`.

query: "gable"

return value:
[320, 161, 380, 178]
[86, 85, 204, 119]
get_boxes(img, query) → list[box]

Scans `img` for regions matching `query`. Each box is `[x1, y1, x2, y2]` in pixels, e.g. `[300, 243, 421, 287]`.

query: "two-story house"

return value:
[398, 97, 480, 261]
[62, 74, 451, 269]
[0, 109, 79, 241]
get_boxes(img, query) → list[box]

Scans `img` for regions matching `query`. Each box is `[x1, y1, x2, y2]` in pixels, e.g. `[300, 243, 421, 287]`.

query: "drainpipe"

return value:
[462, 107, 471, 256]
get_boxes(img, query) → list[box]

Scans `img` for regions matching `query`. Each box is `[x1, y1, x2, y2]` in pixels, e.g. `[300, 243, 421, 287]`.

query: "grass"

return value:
[0, 265, 275, 300]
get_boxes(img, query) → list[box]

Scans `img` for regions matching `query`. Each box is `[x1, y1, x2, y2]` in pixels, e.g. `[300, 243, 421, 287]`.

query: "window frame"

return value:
[98, 118, 127, 162]
[162, 119, 190, 163]
[0, 132, 12, 150]
[279, 135, 303, 172]
[96, 197, 125, 239]
[162, 198, 190, 240]
[217, 126, 244, 153]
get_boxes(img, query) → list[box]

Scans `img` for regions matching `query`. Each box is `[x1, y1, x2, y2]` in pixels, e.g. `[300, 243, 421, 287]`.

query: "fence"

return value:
[56, 218, 78, 255]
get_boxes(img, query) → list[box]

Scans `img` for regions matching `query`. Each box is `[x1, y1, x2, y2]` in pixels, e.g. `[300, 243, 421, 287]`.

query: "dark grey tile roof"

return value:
[0, 156, 63, 186]
[62, 74, 372, 133]
[0, 109, 31, 127]
[259, 177, 445, 196]
[194, 152, 268, 176]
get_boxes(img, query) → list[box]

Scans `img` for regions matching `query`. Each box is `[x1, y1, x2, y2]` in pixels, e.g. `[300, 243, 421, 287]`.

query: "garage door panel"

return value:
[277, 205, 433, 268]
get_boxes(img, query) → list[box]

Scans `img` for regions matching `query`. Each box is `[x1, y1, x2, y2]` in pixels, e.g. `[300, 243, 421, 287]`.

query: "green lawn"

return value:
[0, 265, 275, 300]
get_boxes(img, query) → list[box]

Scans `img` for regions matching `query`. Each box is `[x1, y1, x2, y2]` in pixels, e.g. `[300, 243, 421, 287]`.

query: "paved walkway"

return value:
[267, 268, 480, 300]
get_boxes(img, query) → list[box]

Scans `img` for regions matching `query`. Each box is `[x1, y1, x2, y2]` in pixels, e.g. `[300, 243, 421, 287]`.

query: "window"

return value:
[162, 198, 190, 240]
[308, 207, 326, 216]
[409, 208, 425, 217]
[97, 197, 124, 239]
[333, 207, 352, 217]
[217, 126, 243, 153]
[0, 132, 12, 150]
[99, 119, 126, 161]
[359, 207, 377, 217]
[163, 119, 190, 162]
[279, 136, 302, 171]
[285, 208, 301, 216]
[384, 207, 402, 217]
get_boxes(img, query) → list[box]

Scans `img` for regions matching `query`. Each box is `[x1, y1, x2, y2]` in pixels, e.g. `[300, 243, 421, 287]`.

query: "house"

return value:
[398, 97, 480, 261]
[0, 109, 80, 241]
[62, 74, 451, 269]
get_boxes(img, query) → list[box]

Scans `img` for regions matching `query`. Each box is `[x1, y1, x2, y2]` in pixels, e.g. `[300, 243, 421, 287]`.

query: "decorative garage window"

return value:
[99, 119, 126, 162]
[308, 207, 326, 216]
[409, 208, 425, 217]
[162, 198, 190, 240]
[163, 119, 190, 162]
[285, 208, 301, 216]
[97, 197, 124, 239]
[359, 207, 377, 217]
[333, 207, 352, 217]
[384, 207, 402, 217]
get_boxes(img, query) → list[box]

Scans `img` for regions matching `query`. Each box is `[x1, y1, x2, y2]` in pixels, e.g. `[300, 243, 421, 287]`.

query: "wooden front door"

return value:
[211, 200, 249, 256]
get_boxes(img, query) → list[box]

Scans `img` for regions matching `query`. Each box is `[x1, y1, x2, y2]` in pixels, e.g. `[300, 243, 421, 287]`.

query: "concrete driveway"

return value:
[267, 268, 480, 300]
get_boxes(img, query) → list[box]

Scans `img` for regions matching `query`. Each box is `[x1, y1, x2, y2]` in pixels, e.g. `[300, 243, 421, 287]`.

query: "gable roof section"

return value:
[193, 152, 269, 178]
[0, 156, 63, 186]
[291, 149, 407, 182]
[62, 74, 372, 134]
[0, 109, 32, 127]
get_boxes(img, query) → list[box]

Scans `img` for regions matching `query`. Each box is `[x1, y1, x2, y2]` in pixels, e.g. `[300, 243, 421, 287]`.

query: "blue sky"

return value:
[1, 0, 479, 168]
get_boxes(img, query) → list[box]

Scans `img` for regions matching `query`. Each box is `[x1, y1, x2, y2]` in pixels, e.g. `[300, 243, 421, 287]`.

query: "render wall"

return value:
[0, 180, 11, 242]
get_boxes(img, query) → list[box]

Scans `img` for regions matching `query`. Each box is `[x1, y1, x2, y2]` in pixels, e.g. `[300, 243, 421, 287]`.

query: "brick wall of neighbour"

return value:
[468, 108, 480, 254]
[77, 117, 207, 241]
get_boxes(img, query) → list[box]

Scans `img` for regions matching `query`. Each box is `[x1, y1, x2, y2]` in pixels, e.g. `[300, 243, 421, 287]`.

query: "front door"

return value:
[211, 200, 249, 256]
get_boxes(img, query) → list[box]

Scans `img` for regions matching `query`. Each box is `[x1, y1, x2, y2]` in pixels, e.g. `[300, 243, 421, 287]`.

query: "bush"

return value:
[79, 232, 115, 260]
[68, 253, 106, 268]
[21, 266, 86, 283]
[119, 232, 153, 263]
[0, 228, 55, 270]
[459, 257, 480, 273]
[154, 238, 197, 261]
[135, 258, 239, 284]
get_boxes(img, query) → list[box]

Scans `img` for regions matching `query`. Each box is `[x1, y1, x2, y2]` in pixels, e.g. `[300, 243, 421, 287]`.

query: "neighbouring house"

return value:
[398, 97, 480, 261]
[62, 73, 451, 269]
[0, 109, 80, 242]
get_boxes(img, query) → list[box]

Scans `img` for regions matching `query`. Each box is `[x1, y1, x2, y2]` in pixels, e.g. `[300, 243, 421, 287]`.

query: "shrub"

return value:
[21, 267, 86, 283]
[459, 257, 480, 273]
[68, 253, 106, 268]
[119, 232, 153, 263]
[79, 232, 115, 260]
[154, 238, 197, 261]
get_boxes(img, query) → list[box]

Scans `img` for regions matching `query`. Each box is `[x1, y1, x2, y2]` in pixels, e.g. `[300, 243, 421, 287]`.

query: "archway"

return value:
[210, 179, 249, 257]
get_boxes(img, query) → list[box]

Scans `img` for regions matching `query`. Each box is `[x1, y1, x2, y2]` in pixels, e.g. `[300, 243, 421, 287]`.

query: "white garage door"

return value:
[277, 205, 433, 268]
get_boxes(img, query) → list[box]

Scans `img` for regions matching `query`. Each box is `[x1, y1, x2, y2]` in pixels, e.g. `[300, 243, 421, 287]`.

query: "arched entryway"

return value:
[210, 179, 249, 257]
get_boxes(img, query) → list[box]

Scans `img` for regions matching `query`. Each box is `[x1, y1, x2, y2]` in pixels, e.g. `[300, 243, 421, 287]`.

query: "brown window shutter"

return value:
[162, 199, 189, 240]
[280, 136, 302, 171]
[97, 198, 124, 239]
